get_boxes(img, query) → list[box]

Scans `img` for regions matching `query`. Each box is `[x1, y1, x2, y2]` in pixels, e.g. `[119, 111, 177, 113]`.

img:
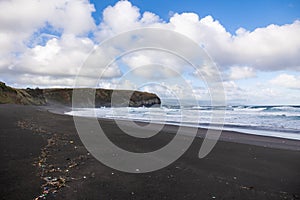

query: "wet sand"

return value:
[0, 104, 300, 200]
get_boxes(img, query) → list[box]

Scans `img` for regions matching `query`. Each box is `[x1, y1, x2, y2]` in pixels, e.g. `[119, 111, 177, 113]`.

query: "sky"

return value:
[0, 0, 299, 105]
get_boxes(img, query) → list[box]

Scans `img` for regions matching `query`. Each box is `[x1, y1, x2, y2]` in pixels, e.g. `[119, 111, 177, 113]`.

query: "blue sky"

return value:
[0, 0, 299, 105]
[83, 0, 300, 104]
[91, 0, 300, 33]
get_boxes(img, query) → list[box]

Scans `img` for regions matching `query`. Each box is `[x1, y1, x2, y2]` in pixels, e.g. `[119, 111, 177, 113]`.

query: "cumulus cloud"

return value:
[98, 79, 137, 90]
[15, 35, 92, 75]
[270, 74, 300, 90]
[96, 1, 300, 72]
[221, 81, 247, 102]
[141, 83, 200, 100]
[0, 0, 95, 54]
[11, 74, 77, 88]
[218, 80, 289, 104]
[120, 50, 188, 79]
[95, 1, 162, 40]
[228, 66, 256, 80]
[1, 0, 300, 99]
[0, 0, 97, 86]
[167, 14, 300, 72]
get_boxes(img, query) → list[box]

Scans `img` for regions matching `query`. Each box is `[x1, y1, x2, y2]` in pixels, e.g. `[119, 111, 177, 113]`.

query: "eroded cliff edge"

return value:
[0, 82, 161, 107]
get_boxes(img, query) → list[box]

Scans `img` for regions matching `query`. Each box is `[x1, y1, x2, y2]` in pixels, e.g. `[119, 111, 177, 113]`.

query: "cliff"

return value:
[0, 82, 161, 107]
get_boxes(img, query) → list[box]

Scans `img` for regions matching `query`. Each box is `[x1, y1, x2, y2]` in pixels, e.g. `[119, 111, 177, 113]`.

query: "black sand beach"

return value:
[0, 104, 300, 200]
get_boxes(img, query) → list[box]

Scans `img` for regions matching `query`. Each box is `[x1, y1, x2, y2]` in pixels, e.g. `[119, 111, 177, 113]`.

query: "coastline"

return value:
[64, 106, 300, 141]
[60, 107, 300, 151]
[1, 104, 300, 199]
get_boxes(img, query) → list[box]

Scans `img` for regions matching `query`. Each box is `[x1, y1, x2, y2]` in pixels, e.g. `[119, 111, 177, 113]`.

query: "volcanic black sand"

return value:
[0, 104, 300, 200]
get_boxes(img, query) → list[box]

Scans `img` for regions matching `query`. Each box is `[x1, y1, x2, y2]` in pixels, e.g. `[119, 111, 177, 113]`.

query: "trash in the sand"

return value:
[83, 176, 87, 179]
[35, 177, 65, 200]
[240, 186, 254, 190]
[43, 190, 49, 194]
[48, 168, 60, 173]
[212, 196, 216, 199]
[167, 174, 174, 178]
[68, 163, 78, 168]
[44, 177, 52, 182]
[131, 192, 135, 195]
[43, 176, 66, 188]
[233, 176, 237, 180]
[111, 172, 114, 175]
[70, 140, 74, 144]
[35, 193, 47, 200]
[87, 153, 90, 156]
[135, 168, 140, 172]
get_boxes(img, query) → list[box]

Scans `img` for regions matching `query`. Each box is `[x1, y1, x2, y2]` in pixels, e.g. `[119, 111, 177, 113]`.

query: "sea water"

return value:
[65, 100, 300, 140]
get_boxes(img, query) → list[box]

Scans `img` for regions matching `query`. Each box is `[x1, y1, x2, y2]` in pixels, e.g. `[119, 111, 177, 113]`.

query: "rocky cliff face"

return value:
[0, 82, 161, 107]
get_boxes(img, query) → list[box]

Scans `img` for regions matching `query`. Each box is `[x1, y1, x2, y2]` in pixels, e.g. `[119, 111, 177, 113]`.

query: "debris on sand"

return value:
[240, 185, 254, 190]
[34, 177, 66, 200]
[17, 120, 91, 199]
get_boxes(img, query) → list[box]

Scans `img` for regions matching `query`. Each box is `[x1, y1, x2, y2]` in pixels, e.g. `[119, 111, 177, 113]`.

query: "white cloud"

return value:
[221, 81, 247, 102]
[0, 0, 95, 56]
[101, 1, 141, 32]
[14, 34, 94, 76]
[0, 0, 118, 87]
[120, 50, 188, 79]
[270, 74, 300, 89]
[0, 0, 95, 35]
[12, 74, 77, 88]
[170, 14, 300, 71]
[141, 83, 196, 100]
[98, 79, 137, 90]
[228, 66, 256, 80]
[95, 1, 162, 40]
[10, 33, 123, 82]
[1, 0, 300, 104]
[94, 0, 300, 79]
[219, 80, 291, 104]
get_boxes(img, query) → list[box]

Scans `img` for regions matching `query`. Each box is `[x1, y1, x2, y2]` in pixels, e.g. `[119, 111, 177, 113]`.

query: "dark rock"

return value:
[0, 82, 161, 107]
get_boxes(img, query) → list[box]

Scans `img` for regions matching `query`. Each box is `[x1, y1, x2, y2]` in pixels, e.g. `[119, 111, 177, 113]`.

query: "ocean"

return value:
[65, 100, 300, 140]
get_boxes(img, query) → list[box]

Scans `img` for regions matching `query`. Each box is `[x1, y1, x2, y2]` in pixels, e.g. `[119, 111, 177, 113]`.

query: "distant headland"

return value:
[0, 82, 161, 108]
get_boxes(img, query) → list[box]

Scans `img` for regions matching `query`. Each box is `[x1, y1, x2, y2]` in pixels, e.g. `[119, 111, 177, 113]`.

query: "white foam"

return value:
[65, 105, 300, 140]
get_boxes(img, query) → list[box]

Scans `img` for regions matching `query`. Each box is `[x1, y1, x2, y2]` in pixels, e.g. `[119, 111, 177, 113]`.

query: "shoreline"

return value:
[1, 104, 300, 199]
[62, 106, 300, 141]
[48, 106, 300, 151]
